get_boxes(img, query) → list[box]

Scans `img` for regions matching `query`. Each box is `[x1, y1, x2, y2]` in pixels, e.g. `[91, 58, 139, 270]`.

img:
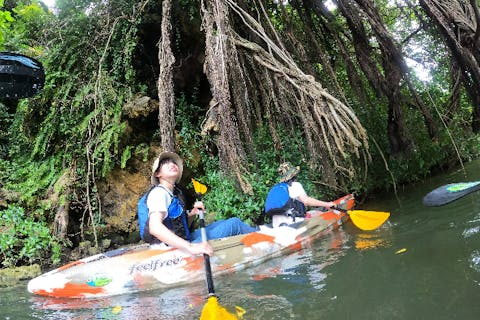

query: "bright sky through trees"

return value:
[41, 0, 55, 8]
[37, 0, 430, 80]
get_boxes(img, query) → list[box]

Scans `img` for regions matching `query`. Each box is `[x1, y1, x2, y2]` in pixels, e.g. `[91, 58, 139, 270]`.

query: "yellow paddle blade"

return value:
[348, 210, 390, 231]
[192, 178, 208, 195]
[200, 296, 240, 320]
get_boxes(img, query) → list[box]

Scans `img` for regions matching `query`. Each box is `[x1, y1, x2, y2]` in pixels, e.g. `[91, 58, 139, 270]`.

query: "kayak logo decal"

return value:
[129, 256, 182, 274]
[447, 182, 480, 193]
[86, 275, 112, 287]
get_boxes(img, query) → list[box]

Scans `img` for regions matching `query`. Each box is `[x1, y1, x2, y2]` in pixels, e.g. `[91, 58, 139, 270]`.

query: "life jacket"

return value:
[137, 185, 191, 244]
[264, 182, 306, 219]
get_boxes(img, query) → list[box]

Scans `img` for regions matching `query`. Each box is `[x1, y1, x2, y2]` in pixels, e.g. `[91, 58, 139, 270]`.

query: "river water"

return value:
[1, 160, 480, 319]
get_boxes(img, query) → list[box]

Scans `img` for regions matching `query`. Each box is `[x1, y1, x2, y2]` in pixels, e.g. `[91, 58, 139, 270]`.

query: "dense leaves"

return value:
[0, 205, 61, 268]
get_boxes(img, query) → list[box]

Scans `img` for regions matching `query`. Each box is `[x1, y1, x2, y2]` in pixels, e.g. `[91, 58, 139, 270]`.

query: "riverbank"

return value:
[0, 265, 41, 287]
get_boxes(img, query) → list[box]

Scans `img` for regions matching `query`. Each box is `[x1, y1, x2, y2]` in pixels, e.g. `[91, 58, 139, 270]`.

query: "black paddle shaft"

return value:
[198, 209, 216, 296]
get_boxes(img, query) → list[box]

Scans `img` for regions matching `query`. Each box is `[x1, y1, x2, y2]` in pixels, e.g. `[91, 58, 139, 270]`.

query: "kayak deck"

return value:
[28, 194, 354, 298]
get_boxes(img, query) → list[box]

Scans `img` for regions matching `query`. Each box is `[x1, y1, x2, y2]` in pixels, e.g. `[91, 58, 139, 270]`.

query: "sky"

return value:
[41, 0, 55, 8]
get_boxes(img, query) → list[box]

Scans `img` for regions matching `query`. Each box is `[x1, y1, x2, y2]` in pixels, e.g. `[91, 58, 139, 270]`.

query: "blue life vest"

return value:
[137, 186, 191, 243]
[137, 188, 153, 239]
[264, 182, 306, 218]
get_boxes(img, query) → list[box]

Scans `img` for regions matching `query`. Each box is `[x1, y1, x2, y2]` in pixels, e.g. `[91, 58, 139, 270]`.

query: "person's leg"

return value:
[190, 217, 257, 242]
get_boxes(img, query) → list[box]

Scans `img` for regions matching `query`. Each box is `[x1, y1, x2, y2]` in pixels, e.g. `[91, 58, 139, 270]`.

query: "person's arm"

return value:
[290, 182, 336, 208]
[297, 194, 335, 208]
[148, 211, 213, 256]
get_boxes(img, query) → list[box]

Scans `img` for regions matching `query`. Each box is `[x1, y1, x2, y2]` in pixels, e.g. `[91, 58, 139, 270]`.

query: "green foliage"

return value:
[0, 1, 52, 52]
[194, 125, 327, 225]
[7, 157, 60, 205]
[0, 205, 61, 268]
[176, 92, 204, 168]
[0, 101, 13, 158]
[200, 171, 255, 224]
[1, 0, 149, 247]
[0, 1, 15, 49]
[120, 145, 132, 169]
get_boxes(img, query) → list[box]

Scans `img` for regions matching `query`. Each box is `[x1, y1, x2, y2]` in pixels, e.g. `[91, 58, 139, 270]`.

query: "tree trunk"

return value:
[420, 0, 480, 132]
[158, 0, 176, 151]
[337, 0, 414, 154]
[201, 0, 252, 194]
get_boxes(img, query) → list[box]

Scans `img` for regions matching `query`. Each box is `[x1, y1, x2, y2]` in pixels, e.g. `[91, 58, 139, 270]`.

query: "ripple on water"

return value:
[462, 226, 480, 238]
[470, 250, 480, 272]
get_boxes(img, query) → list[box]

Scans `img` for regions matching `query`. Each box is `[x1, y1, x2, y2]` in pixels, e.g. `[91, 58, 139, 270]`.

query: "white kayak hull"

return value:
[28, 194, 354, 298]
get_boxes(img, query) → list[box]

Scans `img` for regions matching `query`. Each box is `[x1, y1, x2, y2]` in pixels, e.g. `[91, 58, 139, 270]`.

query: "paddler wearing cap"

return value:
[264, 162, 336, 228]
[142, 151, 256, 256]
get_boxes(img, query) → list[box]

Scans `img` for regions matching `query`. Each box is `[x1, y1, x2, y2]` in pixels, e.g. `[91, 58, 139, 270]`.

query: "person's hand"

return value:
[188, 241, 213, 256]
[325, 201, 336, 208]
[190, 201, 205, 216]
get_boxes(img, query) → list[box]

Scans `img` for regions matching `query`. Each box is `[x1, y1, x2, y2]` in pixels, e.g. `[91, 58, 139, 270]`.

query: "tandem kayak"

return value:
[28, 194, 354, 298]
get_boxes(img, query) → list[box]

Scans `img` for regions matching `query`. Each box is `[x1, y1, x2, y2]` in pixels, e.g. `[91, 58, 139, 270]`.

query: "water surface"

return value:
[2, 160, 480, 319]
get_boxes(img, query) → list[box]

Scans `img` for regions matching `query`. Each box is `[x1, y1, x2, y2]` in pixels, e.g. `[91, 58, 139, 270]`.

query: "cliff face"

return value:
[96, 143, 162, 247]
[97, 160, 149, 241]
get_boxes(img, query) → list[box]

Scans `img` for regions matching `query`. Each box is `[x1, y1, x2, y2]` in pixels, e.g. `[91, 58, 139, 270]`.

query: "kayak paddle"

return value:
[423, 181, 480, 206]
[334, 207, 390, 231]
[197, 208, 241, 319]
[192, 179, 242, 319]
[0, 52, 45, 98]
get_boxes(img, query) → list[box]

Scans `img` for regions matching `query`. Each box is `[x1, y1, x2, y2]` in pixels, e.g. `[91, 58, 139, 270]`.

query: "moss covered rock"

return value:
[0, 264, 41, 287]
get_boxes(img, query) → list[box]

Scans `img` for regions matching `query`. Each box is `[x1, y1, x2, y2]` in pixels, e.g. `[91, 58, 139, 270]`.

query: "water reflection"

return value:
[29, 285, 206, 319]
[354, 230, 392, 251]
[228, 227, 352, 319]
[24, 228, 352, 319]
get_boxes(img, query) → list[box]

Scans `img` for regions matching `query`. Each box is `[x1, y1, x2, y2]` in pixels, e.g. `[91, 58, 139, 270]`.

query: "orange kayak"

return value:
[28, 194, 354, 298]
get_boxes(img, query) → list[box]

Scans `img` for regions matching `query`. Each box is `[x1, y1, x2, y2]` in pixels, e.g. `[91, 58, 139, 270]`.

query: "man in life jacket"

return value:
[140, 151, 256, 256]
[265, 162, 336, 227]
